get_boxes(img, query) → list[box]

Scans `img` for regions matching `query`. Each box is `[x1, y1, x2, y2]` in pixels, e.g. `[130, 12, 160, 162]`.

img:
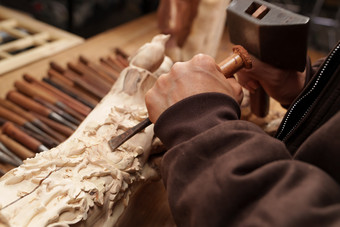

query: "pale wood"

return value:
[0, 34, 174, 227]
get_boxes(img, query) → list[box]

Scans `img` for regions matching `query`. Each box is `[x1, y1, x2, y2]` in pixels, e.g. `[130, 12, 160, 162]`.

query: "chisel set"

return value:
[0, 48, 129, 175]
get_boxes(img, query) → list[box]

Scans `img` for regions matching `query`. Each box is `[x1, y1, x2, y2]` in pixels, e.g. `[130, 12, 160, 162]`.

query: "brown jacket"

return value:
[155, 41, 340, 226]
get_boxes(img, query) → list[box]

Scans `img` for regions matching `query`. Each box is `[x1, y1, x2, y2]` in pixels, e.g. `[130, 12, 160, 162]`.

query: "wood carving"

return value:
[0, 34, 173, 227]
[158, 0, 231, 62]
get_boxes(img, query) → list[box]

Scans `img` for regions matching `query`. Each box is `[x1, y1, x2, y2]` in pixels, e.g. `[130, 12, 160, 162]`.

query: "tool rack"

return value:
[0, 6, 84, 75]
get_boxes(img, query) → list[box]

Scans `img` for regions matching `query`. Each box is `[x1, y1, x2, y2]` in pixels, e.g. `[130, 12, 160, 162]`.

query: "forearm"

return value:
[156, 93, 340, 226]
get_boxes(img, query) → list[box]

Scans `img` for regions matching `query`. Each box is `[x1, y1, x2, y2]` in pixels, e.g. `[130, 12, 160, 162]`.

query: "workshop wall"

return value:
[0, 0, 159, 38]
[0, 0, 338, 52]
[267, 0, 340, 53]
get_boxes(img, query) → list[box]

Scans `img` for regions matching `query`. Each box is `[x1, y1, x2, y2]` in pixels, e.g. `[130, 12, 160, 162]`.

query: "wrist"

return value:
[154, 93, 240, 148]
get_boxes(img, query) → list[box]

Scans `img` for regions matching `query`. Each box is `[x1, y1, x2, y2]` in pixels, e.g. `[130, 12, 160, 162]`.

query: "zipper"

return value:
[276, 42, 340, 142]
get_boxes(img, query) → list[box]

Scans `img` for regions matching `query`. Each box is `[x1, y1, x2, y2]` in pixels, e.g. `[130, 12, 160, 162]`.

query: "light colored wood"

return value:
[0, 6, 84, 75]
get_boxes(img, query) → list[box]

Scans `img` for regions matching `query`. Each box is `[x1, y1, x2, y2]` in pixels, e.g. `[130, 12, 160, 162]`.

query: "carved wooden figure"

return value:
[0, 34, 173, 227]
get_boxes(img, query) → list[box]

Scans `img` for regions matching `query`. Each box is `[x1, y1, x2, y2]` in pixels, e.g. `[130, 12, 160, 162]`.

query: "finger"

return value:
[247, 80, 260, 91]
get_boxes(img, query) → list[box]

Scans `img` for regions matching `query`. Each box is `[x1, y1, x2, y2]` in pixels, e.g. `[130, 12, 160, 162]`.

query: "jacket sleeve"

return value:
[154, 92, 340, 227]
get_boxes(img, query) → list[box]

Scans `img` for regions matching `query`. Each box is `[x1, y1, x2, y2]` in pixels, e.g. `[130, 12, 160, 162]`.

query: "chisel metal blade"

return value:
[108, 118, 152, 152]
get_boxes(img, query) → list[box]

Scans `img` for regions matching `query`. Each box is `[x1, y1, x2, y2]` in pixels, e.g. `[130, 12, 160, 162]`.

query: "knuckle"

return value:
[156, 73, 168, 87]
[192, 54, 215, 66]
[145, 90, 153, 105]
[170, 62, 184, 74]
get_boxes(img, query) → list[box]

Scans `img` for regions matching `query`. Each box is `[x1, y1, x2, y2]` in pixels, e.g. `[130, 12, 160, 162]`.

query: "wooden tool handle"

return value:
[48, 69, 74, 87]
[24, 73, 90, 117]
[72, 76, 107, 99]
[49, 62, 105, 99]
[68, 62, 111, 93]
[7, 91, 51, 116]
[250, 86, 269, 117]
[80, 61, 116, 84]
[116, 55, 129, 68]
[2, 122, 42, 152]
[43, 77, 98, 108]
[15, 80, 57, 104]
[79, 55, 117, 83]
[218, 45, 252, 78]
[0, 134, 35, 159]
[50, 61, 66, 74]
[18, 125, 58, 148]
[100, 58, 123, 75]
[108, 56, 126, 71]
[0, 98, 36, 122]
[114, 47, 129, 60]
[32, 119, 66, 142]
[96, 60, 120, 80]
[0, 105, 26, 125]
[0, 163, 14, 174]
[218, 46, 269, 117]
[33, 113, 74, 137]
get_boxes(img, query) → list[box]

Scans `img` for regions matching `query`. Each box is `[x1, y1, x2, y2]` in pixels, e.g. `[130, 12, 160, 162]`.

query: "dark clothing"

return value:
[155, 41, 340, 226]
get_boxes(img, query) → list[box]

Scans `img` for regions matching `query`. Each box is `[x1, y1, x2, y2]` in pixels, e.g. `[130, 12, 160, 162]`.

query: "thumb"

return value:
[236, 71, 260, 94]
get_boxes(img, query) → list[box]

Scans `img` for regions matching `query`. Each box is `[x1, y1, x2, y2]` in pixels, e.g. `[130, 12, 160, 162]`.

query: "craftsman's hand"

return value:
[237, 56, 306, 106]
[145, 54, 243, 123]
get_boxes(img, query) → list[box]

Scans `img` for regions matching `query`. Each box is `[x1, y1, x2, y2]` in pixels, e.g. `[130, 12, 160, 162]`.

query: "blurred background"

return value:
[0, 0, 159, 37]
[0, 0, 339, 53]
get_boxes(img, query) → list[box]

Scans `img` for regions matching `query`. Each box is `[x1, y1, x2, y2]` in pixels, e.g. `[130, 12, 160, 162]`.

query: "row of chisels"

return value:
[0, 48, 129, 175]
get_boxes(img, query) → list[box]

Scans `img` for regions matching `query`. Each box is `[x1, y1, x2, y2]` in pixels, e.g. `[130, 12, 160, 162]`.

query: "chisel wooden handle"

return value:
[43, 77, 97, 109]
[116, 55, 129, 68]
[0, 134, 35, 159]
[0, 98, 36, 122]
[114, 47, 129, 60]
[100, 58, 122, 75]
[68, 62, 112, 92]
[15, 80, 86, 121]
[218, 45, 252, 78]
[219, 46, 268, 117]
[47, 69, 100, 104]
[15, 80, 57, 104]
[0, 163, 14, 174]
[0, 105, 27, 126]
[79, 55, 117, 83]
[250, 87, 269, 117]
[48, 68, 74, 87]
[33, 113, 74, 137]
[0, 98, 66, 142]
[24, 73, 91, 117]
[108, 56, 126, 71]
[67, 63, 108, 98]
[7, 91, 52, 116]
[2, 122, 47, 153]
